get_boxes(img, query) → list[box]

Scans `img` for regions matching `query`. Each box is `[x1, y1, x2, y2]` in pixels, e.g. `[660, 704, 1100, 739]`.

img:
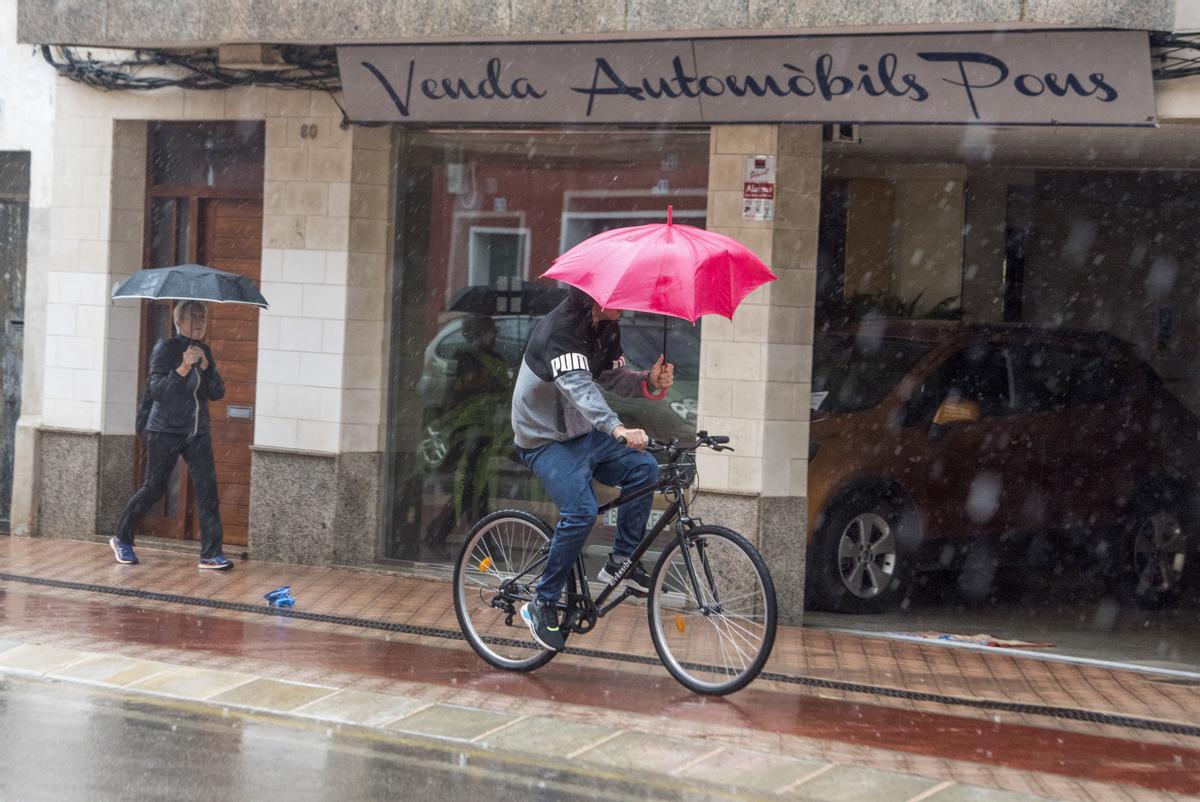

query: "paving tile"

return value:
[50, 654, 172, 687]
[210, 677, 337, 712]
[292, 689, 429, 727]
[928, 785, 1052, 802]
[681, 749, 828, 793]
[577, 731, 716, 774]
[0, 644, 91, 674]
[789, 765, 940, 801]
[474, 715, 617, 757]
[387, 703, 518, 741]
[127, 666, 255, 700]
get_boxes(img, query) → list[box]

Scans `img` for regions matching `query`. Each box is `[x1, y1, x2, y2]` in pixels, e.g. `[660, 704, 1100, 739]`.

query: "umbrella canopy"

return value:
[541, 208, 776, 323]
[111, 264, 269, 309]
[448, 280, 566, 316]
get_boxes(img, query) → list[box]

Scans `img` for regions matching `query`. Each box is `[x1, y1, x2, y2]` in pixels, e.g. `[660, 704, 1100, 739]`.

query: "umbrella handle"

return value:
[662, 317, 668, 363]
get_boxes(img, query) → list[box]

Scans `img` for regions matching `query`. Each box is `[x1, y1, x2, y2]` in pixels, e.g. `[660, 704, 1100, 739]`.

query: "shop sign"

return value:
[339, 30, 1155, 126]
[743, 155, 775, 221]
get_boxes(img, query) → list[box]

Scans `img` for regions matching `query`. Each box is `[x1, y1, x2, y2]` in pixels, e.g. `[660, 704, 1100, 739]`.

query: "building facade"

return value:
[7, 0, 1200, 625]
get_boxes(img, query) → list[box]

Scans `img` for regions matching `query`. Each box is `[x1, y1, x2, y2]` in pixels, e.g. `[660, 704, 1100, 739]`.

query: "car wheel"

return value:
[807, 490, 916, 614]
[1102, 493, 1195, 609]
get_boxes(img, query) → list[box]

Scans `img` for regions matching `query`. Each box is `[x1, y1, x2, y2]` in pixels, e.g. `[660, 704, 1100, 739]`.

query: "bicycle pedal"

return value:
[504, 612, 514, 626]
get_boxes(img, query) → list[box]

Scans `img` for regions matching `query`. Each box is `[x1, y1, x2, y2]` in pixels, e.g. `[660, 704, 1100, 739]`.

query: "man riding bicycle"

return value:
[511, 286, 675, 651]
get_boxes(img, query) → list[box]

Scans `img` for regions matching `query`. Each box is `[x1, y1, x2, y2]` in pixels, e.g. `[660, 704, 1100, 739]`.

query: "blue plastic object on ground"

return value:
[265, 586, 295, 608]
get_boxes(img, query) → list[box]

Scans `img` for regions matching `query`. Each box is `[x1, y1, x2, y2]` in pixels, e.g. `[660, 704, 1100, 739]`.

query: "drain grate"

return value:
[3, 571, 1199, 739]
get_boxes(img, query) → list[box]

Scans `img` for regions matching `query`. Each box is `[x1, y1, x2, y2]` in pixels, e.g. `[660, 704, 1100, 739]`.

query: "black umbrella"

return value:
[448, 280, 565, 316]
[111, 264, 269, 308]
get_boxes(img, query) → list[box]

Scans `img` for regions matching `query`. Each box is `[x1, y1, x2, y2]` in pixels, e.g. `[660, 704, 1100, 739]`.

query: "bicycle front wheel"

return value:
[648, 525, 777, 695]
[453, 510, 557, 671]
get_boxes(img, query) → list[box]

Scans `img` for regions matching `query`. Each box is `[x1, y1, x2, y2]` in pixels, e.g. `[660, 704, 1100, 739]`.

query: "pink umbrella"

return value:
[542, 206, 776, 324]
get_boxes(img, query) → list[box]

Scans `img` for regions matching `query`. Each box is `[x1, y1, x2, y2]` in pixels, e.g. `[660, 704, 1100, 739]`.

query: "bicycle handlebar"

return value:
[617, 430, 735, 455]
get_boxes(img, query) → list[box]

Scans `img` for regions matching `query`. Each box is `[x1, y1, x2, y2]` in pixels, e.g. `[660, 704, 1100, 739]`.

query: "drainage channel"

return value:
[3, 571, 1199, 739]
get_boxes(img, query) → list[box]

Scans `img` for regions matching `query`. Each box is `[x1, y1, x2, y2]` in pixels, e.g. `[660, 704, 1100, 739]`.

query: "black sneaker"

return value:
[520, 600, 566, 651]
[598, 555, 652, 594]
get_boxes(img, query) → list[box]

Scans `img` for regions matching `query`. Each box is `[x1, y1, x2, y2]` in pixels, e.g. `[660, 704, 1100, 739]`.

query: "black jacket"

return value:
[142, 337, 225, 436]
[523, 286, 624, 383]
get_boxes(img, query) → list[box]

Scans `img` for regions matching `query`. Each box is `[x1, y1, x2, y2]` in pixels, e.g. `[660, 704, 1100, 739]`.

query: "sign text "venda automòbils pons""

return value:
[338, 30, 1155, 126]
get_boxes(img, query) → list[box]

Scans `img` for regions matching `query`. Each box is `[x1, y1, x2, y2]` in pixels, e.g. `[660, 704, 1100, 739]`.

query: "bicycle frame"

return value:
[488, 442, 720, 633]
[561, 457, 723, 629]
[588, 490, 684, 608]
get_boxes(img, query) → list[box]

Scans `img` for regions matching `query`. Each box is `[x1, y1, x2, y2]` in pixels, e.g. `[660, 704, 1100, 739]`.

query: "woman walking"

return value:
[109, 300, 232, 569]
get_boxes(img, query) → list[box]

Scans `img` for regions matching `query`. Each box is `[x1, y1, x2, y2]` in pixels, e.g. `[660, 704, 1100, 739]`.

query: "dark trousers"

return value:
[519, 430, 659, 606]
[114, 431, 224, 559]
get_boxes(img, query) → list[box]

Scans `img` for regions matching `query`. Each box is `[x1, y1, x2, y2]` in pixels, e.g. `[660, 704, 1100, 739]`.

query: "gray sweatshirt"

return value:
[511, 290, 652, 449]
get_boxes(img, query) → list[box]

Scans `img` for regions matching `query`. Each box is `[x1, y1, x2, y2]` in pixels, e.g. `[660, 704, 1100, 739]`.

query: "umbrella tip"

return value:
[667, 205, 673, 226]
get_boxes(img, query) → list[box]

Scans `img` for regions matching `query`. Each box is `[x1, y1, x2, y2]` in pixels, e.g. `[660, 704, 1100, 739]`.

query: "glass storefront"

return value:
[806, 126, 1200, 670]
[384, 130, 709, 567]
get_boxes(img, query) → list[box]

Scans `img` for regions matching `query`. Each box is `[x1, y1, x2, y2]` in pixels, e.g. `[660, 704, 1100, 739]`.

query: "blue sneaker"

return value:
[109, 537, 138, 565]
[198, 555, 233, 570]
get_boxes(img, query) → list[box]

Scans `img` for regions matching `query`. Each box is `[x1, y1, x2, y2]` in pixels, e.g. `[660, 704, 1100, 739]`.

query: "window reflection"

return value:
[386, 131, 709, 564]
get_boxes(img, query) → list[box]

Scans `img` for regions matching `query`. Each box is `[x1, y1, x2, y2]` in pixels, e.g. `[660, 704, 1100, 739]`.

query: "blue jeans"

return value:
[519, 430, 659, 606]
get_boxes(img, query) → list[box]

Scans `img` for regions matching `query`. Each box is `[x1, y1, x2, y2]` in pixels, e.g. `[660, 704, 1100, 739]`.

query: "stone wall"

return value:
[18, 0, 1177, 47]
[95, 433, 134, 535]
[37, 428, 97, 538]
[248, 446, 382, 565]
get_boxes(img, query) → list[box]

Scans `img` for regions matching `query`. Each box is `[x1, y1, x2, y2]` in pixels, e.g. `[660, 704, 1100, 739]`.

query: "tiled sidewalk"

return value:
[3, 536, 1197, 739]
[2, 537, 1199, 801]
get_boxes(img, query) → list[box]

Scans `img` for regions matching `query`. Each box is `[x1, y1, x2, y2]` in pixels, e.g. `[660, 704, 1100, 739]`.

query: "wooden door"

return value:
[134, 199, 261, 546]
[134, 122, 263, 545]
[195, 198, 261, 547]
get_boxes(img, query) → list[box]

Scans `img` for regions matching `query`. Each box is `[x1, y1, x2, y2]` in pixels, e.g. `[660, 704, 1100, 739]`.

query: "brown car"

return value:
[806, 322, 1200, 613]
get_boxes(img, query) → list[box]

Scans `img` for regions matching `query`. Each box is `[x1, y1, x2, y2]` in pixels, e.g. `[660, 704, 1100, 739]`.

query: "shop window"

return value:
[468, 227, 529, 286]
[149, 122, 264, 190]
[385, 131, 708, 566]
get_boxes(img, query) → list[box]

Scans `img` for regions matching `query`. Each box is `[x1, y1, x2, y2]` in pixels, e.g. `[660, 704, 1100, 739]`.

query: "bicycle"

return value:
[453, 431, 778, 695]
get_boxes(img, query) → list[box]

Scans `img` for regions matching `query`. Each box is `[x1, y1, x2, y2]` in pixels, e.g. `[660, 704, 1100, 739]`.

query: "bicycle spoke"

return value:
[706, 612, 761, 661]
[703, 608, 755, 668]
[701, 611, 741, 675]
[702, 603, 764, 643]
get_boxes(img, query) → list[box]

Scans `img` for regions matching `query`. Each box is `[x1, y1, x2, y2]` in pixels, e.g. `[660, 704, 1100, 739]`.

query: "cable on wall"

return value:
[38, 44, 374, 127]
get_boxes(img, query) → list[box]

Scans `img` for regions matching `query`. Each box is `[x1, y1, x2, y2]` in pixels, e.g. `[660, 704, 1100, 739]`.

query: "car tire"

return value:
[1101, 489, 1196, 609]
[807, 489, 917, 614]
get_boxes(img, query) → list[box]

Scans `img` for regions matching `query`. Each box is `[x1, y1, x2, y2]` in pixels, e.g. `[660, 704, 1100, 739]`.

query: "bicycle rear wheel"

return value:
[647, 525, 777, 695]
[453, 510, 558, 671]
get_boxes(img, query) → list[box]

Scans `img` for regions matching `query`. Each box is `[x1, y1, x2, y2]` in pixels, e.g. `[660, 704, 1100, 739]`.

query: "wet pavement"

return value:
[0, 676, 740, 802]
[2, 537, 1200, 801]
